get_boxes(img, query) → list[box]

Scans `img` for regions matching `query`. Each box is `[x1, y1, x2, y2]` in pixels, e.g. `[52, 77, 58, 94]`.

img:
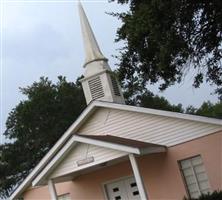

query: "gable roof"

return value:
[10, 100, 222, 199]
[32, 134, 166, 186]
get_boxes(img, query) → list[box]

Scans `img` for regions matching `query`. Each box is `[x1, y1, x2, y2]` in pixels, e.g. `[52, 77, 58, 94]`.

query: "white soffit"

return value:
[32, 134, 166, 186]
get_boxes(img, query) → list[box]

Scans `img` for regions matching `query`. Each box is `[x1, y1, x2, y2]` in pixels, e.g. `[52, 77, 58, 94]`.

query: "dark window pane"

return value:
[113, 187, 119, 192]
[131, 182, 137, 188]
[133, 191, 139, 196]
[115, 196, 121, 200]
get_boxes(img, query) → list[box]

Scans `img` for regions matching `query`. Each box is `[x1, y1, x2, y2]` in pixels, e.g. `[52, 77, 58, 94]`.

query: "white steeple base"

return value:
[81, 70, 125, 105]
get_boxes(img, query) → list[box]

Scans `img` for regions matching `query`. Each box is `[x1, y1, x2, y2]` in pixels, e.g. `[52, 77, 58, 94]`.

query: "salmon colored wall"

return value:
[138, 131, 222, 199]
[23, 131, 222, 200]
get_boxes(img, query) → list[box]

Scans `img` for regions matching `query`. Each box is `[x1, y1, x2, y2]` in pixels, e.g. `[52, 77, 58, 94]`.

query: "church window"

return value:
[179, 155, 211, 199]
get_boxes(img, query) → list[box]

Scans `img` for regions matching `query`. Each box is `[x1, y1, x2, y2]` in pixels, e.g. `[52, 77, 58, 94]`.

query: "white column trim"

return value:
[129, 154, 148, 200]
[48, 179, 58, 200]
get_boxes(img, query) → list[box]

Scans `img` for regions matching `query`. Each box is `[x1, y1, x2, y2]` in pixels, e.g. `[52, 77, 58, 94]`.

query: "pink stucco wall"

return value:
[23, 131, 222, 200]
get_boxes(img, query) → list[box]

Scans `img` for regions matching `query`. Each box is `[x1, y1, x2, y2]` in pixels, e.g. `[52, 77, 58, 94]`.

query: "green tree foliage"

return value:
[125, 88, 222, 119]
[184, 190, 222, 200]
[125, 89, 184, 113]
[140, 92, 183, 113]
[186, 101, 222, 119]
[110, 0, 222, 99]
[0, 76, 86, 197]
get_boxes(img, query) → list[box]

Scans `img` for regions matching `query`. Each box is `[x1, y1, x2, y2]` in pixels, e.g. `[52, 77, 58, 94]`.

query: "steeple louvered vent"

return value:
[111, 76, 121, 96]
[88, 77, 104, 100]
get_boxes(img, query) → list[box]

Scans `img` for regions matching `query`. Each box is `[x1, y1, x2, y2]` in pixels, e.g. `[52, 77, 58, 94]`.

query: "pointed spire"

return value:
[78, 1, 108, 68]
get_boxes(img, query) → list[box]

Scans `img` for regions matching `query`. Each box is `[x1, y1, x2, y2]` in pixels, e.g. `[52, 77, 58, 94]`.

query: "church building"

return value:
[10, 2, 222, 200]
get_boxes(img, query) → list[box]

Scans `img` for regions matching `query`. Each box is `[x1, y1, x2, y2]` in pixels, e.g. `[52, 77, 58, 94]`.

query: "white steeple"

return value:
[78, 1, 107, 68]
[78, 2, 125, 105]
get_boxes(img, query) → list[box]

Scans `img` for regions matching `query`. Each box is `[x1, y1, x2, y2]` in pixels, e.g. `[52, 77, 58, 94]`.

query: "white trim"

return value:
[101, 182, 109, 200]
[48, 179, 58, 200]
[129, 154, 148, 200]
[73, 135, 141, 154]
[94, 101, 222, 126]
[32, 138, 77, 186]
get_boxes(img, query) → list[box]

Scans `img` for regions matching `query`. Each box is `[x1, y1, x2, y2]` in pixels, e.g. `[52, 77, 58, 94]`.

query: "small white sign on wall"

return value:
[76, 156, 94, 166]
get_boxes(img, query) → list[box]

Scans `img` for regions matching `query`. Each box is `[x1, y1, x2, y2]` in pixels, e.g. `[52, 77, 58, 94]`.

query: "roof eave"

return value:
[93, 101, 222, 126]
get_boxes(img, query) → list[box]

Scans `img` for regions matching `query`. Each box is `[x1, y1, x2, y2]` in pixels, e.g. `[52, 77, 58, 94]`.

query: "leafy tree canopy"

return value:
[0, 76, 86, 197]
[186, 101, 222, 119]
[185, 190, 222, 200]
[126, 90, 222, 119]
[124, 89, 184, 113]
[110, 0, 222, 99]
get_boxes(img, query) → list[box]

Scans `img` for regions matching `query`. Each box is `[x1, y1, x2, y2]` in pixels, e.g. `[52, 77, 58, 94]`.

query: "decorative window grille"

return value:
[88, 77, 104, 100]
[110, 76, 121, 96]
[58, 193, 71, 200]
[179, 155, 211, 199]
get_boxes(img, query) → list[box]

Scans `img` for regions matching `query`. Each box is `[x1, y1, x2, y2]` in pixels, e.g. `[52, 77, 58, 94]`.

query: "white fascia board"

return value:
[32, 138, 77, 186]
[94, 101, 222, 126]
[32, 134, 141, 187]
[9, 102, 97, 200]
[73, 135, 141, 155]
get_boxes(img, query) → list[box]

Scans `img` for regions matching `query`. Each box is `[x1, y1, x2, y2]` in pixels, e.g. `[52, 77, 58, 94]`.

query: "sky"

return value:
[0, 0, 219, 144]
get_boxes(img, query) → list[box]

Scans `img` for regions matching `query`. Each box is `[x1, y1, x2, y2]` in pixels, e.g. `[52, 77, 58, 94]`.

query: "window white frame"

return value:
[179, 155, 211, 199]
